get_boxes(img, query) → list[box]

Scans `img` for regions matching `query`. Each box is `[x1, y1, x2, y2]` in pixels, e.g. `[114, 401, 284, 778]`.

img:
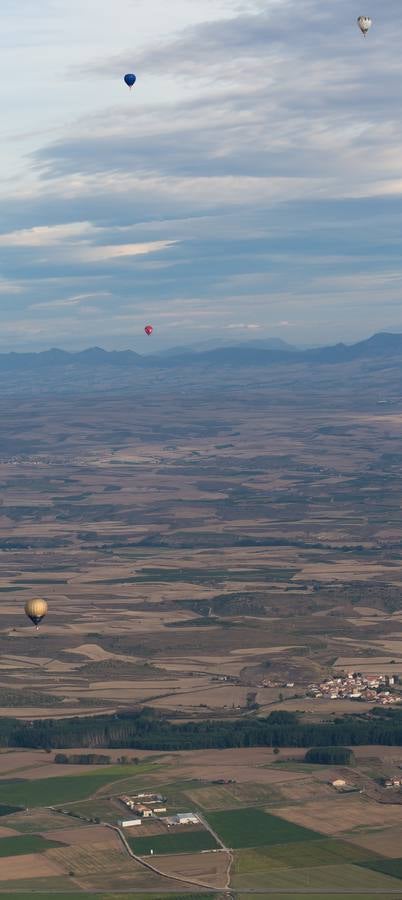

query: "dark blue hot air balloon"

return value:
[124, 73, 136, 89]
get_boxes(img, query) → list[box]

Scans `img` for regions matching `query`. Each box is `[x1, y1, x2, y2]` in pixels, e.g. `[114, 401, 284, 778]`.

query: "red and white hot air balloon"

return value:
[144, 325, 153, 336]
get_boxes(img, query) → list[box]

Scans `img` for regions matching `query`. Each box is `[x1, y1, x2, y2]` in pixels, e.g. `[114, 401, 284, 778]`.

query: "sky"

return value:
[0, 0, 402, 352]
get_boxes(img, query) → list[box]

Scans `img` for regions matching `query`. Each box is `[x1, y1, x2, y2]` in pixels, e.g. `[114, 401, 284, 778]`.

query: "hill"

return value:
[2, 332, 402, 373]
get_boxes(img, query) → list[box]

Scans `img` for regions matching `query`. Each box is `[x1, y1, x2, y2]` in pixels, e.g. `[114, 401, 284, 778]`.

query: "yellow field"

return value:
[276, 796, 402, 835]
[151, 850, 230, 888]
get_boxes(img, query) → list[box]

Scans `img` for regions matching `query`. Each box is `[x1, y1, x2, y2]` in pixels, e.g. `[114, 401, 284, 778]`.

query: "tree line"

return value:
[54, 753, 142, 765]
[0, 707, 400, 751]
[305, 747, 355, 765]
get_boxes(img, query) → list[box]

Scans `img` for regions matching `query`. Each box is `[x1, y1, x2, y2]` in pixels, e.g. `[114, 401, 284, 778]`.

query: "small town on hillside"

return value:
[307, 671, 402, 704]
[252, 668, 402, 705]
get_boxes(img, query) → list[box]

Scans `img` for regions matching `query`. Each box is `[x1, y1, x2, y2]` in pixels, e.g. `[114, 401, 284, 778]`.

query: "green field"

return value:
[128, 829, 218, 855]
[0, 805, 20, 817]
[64, 796, 120, 823]
[150, 779, 207, 812]
[360, 857, 402, 880]
[0, 834, 63, 857]
[0, 894, 215, 900]
[207, 806, 322, 848]
[93, 565, 297, 585]
[234, 838, 373, 874]
[94, 766, 164, 798]
[239, 896, 402, 900]
[0, 762, 156, 808]
[233, 862, 402, 892]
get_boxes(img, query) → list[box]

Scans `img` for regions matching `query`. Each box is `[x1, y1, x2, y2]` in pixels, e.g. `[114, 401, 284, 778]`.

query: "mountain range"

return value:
[1, 331, 402, 370]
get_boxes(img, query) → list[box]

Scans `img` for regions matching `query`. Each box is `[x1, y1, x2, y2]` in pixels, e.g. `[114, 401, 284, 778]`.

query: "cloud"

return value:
[0, 279, 22, 294]
[74, 240, 177, 263]
[227, 322, 261, 330]
[0, 222, 95, 247]
[30, 291, 112, 310]
[1, 0, 402, 348]
[0, 217, 177, 270]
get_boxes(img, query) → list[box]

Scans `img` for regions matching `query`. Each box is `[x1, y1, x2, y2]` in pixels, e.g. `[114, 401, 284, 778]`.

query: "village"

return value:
[306, 671, 402, 705]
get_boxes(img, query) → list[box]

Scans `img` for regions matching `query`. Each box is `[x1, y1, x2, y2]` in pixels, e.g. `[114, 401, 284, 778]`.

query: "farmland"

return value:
[362, 857, 402, 879]
[128, 830, 218, 856]
[233, 862, 402, 891]
[239, 896, 402, 900]
[0, 894, 216, 900]
[0, 741, 400, 893]
[0, 762, 157, 808]
[0, 834, 62, 856]
[207, 807, 322, 848]
[0, 369, 401, 733]
[233, 839, 372, 872]
[0, 361, 402, 893]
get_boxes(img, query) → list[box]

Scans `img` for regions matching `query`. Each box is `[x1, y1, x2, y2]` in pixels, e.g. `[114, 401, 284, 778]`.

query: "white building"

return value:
[176, 813, 199, 825]
[165, 812, 200, 826]
[118, 819, 142, 828]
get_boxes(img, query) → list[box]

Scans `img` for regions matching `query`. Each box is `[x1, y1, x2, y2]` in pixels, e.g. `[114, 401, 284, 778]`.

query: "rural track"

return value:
[106, 821, 230, 892]
[197, 810, 234, 889]
[50, 806, 224, 891]
[49, 808, 402, 895]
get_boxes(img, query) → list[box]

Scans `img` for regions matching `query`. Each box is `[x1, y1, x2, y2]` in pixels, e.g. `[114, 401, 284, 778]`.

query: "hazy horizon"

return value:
[0, 327, 401, 356]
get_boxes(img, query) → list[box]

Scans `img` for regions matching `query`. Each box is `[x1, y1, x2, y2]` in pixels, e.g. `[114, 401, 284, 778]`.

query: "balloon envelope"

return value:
[144, 325, 153, 336]
[25, 597, 48, 627]
[357, 16, 372, 34]
[124, 73, 136, 88]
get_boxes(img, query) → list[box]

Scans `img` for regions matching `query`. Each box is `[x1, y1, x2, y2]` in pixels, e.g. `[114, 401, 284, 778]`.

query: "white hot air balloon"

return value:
[357, 16, 372, 36]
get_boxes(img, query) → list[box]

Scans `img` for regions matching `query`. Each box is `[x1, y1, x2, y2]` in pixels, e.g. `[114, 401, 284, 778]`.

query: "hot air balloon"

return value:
[357, 16, 372, 36]
[25, 598, 48, 629]
[144, 325, 153, 336]
[124, 73, 136, 89]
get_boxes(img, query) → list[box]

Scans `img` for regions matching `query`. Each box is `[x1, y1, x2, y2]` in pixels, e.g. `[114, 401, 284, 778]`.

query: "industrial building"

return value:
[118, 818, 142, 828]
[165, 812, 200, 826]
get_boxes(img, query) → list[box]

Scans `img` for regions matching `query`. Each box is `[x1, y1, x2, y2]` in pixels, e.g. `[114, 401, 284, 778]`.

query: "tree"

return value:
[305, 747, 355, 766]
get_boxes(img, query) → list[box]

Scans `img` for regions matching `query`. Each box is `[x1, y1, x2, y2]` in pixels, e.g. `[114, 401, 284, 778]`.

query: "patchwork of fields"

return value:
[2, 382, 402, 729]
[0, 748, 399, 894]
[0, 373, 402, 894]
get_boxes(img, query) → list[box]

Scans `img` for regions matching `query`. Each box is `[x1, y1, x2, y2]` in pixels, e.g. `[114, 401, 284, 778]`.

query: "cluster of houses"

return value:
[383, 777, 401, 789]
[120, 792, 167, 816]
[117, 791, 200, 830]
[307, 672, 401, 705]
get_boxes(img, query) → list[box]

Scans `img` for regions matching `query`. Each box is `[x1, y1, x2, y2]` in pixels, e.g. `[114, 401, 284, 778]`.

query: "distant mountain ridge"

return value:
[1, 332, 402, 369]
[157, 336, 296, 355]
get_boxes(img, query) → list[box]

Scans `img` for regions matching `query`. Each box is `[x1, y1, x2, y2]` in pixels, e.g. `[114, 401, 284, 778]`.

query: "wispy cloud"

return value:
[227, 322, 261, 330]
[0, 0, 402, 348]
[0, 278, 22, 294]
[30, 291, 112, 310]
[0, 222, 95, 247]
[74, 240, 177, 263]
